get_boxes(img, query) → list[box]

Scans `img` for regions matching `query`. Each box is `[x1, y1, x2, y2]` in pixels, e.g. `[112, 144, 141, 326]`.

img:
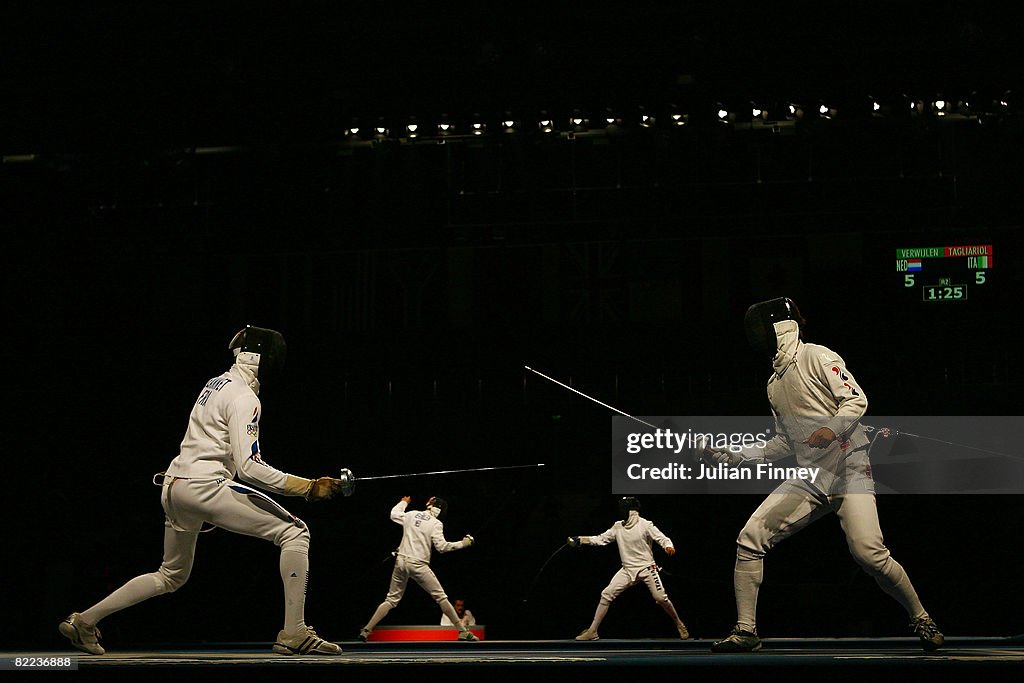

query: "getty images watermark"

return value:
[612, 416, 1024, 495]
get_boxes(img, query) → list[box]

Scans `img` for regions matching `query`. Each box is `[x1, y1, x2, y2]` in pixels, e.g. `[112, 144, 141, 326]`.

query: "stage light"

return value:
[569, 109, 588, 132]
[471, 114, 486, 136]
[603, 107, 623, 130]
[435, 113, 454, 136]
[502, 112, 517, 133]
[932, 98, 947, 116]
[639, 106, 655, 128]
[374, 118, 389, 138]
[670, 104, 688, 126]
[786, 103, 805, 120]
[818, 102, 837, 120]
[538, 111, 555, 133]
[405, 117, 420, 138]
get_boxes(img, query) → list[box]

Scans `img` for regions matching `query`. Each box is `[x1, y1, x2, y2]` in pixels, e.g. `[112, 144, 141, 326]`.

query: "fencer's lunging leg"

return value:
[733, 481, 830, 631]
[657, 598, 685, 625]
[588, 597, 611, 632]
[364, 559, 410, 631]
[80, 525, 198, 626]
[733, 546, 763, 632]
[836, 495, 926, 619]
[279, 522, 311, 634]
[438, 599, 467, 631]
[364, 602, 393, 631]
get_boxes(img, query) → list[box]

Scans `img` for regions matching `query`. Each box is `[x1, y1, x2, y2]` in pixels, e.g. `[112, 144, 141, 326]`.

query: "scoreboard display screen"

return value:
[895, 244, 992, 302]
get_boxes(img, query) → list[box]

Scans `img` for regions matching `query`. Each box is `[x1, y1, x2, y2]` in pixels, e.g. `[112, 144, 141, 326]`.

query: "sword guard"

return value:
[338, 468, 355, 497]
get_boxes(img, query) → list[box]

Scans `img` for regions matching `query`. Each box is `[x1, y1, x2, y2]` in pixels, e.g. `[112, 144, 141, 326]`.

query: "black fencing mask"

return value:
[743, 298, 804, 356]
[618, 496, 640, 522]
[229, 325, 287, 386]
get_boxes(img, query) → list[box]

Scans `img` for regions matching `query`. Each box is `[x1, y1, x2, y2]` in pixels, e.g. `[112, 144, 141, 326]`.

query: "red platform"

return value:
[366, 625, 486, 641]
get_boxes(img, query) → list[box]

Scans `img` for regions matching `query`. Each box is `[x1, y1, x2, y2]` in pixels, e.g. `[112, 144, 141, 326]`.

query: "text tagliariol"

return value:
[626, 462, 820, 484]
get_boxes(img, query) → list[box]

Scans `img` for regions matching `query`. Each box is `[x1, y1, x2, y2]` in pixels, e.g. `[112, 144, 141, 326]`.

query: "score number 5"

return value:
[906, 272, 987, 287]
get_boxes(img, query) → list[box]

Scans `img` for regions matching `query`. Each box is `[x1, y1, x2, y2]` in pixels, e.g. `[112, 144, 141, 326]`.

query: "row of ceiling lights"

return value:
[345, 92, 1016, 140]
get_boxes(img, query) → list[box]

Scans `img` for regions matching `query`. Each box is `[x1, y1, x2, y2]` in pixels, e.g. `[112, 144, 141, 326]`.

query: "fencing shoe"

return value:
[910, 616, 944, 651]
[273, 626, 342, 655]
[458, 630, 480, 641]
[575, 628, 600, 641]
[58, 613, 105, 655]
[676, 621, 691, 640]
[711, 626, 761, 652]
[357, 627, 372, 642]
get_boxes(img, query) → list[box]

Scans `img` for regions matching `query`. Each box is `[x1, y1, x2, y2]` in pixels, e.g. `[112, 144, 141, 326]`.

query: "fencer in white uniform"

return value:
[709, 299, 943, 652]
[359, 497, 479, 641]
[570, 497, 690, 641]
[59, 326, 347, 656]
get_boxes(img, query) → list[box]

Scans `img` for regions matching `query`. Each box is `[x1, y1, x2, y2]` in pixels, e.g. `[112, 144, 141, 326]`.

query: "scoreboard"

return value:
[895, 244, 992, 302]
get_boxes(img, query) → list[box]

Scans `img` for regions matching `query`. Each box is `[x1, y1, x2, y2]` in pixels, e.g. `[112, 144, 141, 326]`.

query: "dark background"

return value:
[4, 2, 1023, 649]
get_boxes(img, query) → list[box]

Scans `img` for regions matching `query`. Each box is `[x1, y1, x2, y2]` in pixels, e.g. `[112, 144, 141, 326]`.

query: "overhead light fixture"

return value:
[405, 117, 419, 138]
[538, 110, 555, 133]
[818, 102, 837, 120]
[569, 109, 589, 133]
[471, 114, 486, 136]
[437, 113, 453, 136]
[603, 107, 623, 130]
[639, 106, 655, 128]
[669, 103, 688, 126]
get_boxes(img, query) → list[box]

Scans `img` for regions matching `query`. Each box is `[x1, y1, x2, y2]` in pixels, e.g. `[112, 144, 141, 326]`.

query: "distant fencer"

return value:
[359, 496, 479, 641]
[569, 497, 690, 641]
[708, 298, 943, 652]
[59, 326, 347, 656]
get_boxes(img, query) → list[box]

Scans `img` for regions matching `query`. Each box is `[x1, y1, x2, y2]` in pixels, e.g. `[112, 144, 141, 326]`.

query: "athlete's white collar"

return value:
[623, 509, 640, 529]
[772, 319, 801, 377]
[231, 352, 261, 394]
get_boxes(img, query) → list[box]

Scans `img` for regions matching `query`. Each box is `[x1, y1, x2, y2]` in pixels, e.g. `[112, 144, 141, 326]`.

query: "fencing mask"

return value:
[743, 298, 805, 356]
[618, 496, 641, 522]
[427, 496, 448, 521]
[229, 325, 287, 386]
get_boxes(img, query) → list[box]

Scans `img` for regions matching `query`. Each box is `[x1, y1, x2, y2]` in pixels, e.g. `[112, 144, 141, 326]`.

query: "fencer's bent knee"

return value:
[736, 526, 769, 559]
[278, 523, 310, 554]
[736, 540, 763, 562]
[848, 537, 890, 575]
[151, 564, 191, 594]
[599, 590, 615, 604]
